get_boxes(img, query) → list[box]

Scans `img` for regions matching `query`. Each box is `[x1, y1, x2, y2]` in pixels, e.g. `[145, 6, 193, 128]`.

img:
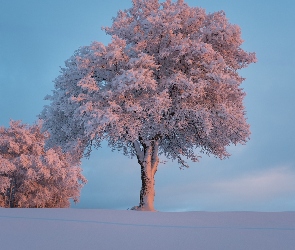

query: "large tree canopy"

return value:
[41, 0, 256, 210]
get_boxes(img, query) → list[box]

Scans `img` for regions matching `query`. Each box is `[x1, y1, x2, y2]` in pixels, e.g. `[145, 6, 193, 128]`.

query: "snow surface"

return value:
[0, 209, 294, 250]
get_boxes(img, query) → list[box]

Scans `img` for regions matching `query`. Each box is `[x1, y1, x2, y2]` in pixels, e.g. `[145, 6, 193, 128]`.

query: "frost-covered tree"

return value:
[0, 121, 86, 208]
[41, 0, 256, 211]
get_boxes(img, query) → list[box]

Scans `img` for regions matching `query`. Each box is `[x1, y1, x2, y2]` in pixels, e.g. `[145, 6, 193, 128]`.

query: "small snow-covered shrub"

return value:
[0, 121, 87, 208]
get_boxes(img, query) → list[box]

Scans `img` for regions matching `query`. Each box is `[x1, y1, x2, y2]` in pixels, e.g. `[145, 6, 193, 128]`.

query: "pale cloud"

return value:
[156, 165, 295, 211]
[213, 165, 295, 201]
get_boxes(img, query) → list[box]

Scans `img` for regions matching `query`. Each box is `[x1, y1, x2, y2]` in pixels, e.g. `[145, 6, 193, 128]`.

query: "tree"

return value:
[0, 121, 86, 208]
[40, 0, 256, 211]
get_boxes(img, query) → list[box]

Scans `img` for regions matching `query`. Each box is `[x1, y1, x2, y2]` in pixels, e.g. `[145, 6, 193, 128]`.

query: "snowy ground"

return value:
[0, 209, 294, 250]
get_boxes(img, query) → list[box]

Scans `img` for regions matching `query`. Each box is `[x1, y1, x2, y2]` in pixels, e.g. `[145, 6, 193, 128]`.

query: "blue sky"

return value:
[1, 0, 294, 211]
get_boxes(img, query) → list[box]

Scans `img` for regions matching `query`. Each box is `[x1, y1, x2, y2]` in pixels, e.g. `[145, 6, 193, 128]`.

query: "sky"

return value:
[0, 0, 295, 212]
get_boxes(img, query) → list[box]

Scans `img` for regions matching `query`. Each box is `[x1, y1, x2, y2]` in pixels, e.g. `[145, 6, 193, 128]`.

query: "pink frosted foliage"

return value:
[40, 0, 256, 210]
[0, 121, 87, 208]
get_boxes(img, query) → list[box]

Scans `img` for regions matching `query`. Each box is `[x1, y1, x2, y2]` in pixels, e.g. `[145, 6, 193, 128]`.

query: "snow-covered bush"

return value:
[0, 121, 87, 208]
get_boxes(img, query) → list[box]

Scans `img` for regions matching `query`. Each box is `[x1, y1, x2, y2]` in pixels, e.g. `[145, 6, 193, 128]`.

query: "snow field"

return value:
[0, 209, 294, 250]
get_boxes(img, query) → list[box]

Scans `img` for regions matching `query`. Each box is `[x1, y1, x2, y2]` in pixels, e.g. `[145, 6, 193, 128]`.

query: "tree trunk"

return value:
[132, 139, 159, 211]
[6, 177, 16, 208]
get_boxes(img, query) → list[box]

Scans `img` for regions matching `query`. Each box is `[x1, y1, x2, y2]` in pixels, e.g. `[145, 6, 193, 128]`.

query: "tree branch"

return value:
[133, 140, 144, 163]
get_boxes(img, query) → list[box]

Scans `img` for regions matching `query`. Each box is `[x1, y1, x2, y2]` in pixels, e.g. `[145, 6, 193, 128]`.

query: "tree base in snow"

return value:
[130, 205, 157, 212]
